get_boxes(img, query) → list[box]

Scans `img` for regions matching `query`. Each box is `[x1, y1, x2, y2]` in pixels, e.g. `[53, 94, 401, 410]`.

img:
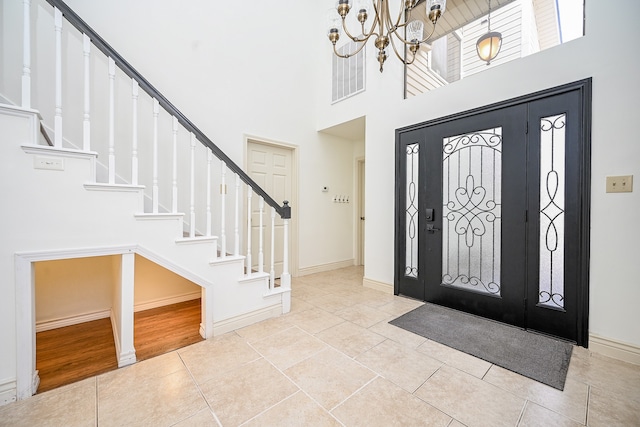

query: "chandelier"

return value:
[327, 0, 448, 73]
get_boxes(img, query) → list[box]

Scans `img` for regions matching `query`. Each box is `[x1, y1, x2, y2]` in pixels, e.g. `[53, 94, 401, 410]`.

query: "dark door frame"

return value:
[394, 79, 592, 347]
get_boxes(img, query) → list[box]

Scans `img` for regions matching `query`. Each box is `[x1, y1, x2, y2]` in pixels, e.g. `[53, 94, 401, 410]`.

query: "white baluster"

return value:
[108, 57, 116, 182]
[270, 207, 276, 289]
[171, 117, 178, 213]
[234, 174, 240, 256]
[54, 8, 62, 147]
[220, 161, 227, 258]
[189, 133, 196, 237]
[258, 197, 264, 274]
[206, 150, 212, 237]
[131, 80, 139, 185]
[22, 0, 31, 109]
[246, 190, 252, 275]
[282, 214, 291, 288]
[152, 98, 159, 212]
[82, 34, 91, 151]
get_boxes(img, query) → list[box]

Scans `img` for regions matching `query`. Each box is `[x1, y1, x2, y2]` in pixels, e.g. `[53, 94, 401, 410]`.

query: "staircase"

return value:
[0, 0, 291, 403]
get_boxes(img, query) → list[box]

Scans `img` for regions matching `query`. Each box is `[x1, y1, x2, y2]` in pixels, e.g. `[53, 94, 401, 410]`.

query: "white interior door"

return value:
[247, 140, 294, 277]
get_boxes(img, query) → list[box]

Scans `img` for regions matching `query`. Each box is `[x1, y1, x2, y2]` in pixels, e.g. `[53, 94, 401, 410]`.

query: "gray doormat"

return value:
[389, 303, 573, 390]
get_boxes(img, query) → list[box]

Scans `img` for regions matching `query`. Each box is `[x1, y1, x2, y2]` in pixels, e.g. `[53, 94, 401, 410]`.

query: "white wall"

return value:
[318, 0, 640, 348]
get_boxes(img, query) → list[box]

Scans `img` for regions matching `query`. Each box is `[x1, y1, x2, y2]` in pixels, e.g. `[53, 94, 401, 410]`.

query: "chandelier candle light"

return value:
[327, 0, 447, 72]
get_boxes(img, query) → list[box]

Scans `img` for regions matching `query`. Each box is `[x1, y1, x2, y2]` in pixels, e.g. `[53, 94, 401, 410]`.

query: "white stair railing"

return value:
[15, 0, 292, 286]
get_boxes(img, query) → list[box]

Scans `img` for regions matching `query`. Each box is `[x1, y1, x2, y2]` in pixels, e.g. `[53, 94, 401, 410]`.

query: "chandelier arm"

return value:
[388, 29, 411, 63]
[418, 23, 438, 44]
[332, 39, 369, 59]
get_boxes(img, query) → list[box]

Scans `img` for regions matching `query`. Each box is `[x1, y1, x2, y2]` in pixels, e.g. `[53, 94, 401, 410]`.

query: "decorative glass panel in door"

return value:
[442, 127, 502, 296]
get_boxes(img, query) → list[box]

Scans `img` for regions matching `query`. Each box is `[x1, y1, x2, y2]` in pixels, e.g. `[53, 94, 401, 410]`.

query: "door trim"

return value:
[244, 135, 299, 277]
[394, 79, 592, 346]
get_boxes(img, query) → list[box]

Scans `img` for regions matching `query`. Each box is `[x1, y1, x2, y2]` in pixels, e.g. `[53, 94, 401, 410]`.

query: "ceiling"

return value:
[413, 0, 518, 40]
[319, 116, 366, 142]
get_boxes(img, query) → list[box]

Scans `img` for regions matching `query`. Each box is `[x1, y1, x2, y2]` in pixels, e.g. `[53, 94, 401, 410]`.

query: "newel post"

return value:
[281, 201, 291, 289]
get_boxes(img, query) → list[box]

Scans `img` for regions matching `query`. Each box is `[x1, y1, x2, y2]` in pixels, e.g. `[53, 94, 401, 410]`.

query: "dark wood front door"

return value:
[395, 80, 591, 345]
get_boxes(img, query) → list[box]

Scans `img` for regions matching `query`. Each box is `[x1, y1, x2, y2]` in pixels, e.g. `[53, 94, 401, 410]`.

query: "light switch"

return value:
[606, 175, 633, 193]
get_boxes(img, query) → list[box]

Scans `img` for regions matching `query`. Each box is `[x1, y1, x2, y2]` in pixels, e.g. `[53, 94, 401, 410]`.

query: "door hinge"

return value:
[525, 210, 528, 222]
[525, 121, 529, 134]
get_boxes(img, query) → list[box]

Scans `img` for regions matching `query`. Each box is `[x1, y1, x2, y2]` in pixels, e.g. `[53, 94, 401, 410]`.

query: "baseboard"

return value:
[363, 277, 394, 294]
[0, 378, 16, 406]
[589, 334, 640, 366]
[297, 259, 355, 276]
[134, 291, 201, 312]
[36, 309, 111, 333]
[212, 304, 282, 336]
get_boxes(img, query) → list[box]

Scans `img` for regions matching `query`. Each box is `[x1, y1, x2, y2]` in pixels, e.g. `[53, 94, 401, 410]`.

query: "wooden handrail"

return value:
[44, 0, 290, 219]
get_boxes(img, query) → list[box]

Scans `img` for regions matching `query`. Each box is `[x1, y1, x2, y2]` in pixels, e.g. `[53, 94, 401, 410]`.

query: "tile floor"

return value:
[1, 266, 639, 426]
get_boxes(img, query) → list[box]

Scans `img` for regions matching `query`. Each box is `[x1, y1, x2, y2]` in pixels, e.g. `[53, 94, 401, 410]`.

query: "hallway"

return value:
[2, 267, 639, 426]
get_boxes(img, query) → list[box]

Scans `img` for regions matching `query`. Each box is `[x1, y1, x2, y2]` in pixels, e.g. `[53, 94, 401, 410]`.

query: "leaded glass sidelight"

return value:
[441, 128, 502, 295]
[405, 143, 419, 278]
[539, 114, 566, 309]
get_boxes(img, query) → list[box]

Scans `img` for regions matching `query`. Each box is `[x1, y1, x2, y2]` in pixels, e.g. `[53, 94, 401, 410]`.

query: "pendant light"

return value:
[476, 0, 502, 65]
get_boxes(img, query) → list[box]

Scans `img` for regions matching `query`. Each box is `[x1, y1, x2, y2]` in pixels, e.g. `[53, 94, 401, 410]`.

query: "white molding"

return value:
[297, 259, 355, 276]
[110, 309, 121, 365]
[212, 304, 282, 336]
[134, 291, 201, 312]
[589, 334, 640, 366]
[84, 183, 145, 192]
[134, 213, 184, 220]
[15, 245, 137, 262]
[36, 309, 111, 332]
[0, 378, 17, 406]
[175, 236, 217, 245]
[363, 277, 394, 294]
[21, 144, 98, 159]
[209, 255, 245, 267]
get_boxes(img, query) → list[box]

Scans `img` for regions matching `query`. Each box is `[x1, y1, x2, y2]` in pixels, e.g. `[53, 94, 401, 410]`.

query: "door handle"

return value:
[360, 217, 365, 221]
[426, 223, 441, 233]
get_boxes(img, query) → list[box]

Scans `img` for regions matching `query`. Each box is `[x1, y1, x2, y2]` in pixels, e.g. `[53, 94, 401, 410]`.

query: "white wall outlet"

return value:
[606, 175, 633, 193]
[34, 156, 64, 171]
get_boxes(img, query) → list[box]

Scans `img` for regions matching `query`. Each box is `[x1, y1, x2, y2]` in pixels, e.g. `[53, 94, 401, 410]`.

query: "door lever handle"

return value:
[426, 224, 441, 233]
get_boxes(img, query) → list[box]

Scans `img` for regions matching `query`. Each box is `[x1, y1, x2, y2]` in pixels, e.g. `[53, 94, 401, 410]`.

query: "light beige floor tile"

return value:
[98, 366, 206, 427]
[417, 339, 492, 378]
[334, 303, 394, 328]
[235, 315, 293, 343]
[291, 285, 332, 301]
[332, 377, 451, 427]
[448, 421, 468, 427]
[484, 364, 588, 424]
[356, 339, 442, 393]
[251, 326, 328, 370]
[200, 358, 298, 427]
[285, 307, 345, 334]
[288, 296, 314, 313]
[172, 407, 220, 426]
[587, 385, 640, 427]
[284, 347, 377, 411]
[368, 318, 428, 349]
[377, 298, 424, 317]
[518, 402, 584, 427]
[0, 378, 96, 427]
[242, 391, 341, 427]
[306, 293, 358, 312]
[415, 365, 525, 427]
[315, 320, 386, 358]
[96, 351, 184, 392]
[178, 333, 261, 385]
[567, 351, 640, 402]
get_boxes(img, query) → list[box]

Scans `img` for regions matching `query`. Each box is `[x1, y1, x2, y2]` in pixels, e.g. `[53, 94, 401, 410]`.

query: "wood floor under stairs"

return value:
[35, 299, 203, 393]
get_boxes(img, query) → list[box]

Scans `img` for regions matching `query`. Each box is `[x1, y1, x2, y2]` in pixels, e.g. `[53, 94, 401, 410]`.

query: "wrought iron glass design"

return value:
[442, 128, 502, 295]
[405, 143, 419, 278]
[539, 114, 566, 308]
